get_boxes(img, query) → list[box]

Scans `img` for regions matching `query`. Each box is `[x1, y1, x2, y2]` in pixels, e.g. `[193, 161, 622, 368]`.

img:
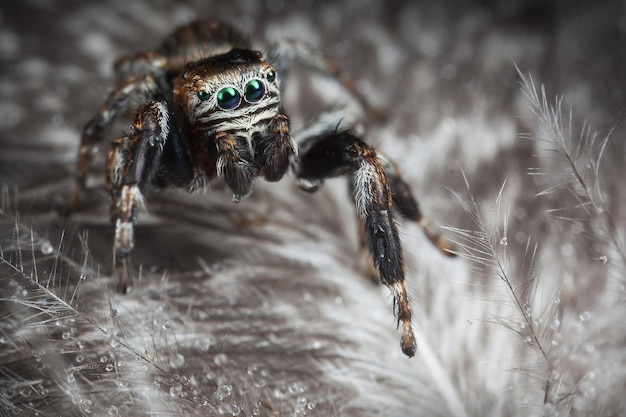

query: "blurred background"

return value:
[1, 1, 625, 416]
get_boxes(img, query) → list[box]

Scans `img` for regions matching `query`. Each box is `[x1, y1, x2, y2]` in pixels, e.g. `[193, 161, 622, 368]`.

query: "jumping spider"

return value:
[69, 19, 455, 358]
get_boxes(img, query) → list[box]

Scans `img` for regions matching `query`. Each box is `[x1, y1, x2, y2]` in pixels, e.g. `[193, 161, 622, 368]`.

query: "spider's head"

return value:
[173, 48, 281, 134]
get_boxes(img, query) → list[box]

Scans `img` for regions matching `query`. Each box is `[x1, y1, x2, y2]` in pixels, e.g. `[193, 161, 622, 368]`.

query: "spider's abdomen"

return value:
[159, 19, 251, 66]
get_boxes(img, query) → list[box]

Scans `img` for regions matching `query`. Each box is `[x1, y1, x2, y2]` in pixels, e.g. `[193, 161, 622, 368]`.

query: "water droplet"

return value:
[307, 401, 316, 410]
[170, 353, 185, 368]
[296, 169, 323, 194]
[579, 311, 592, 322]
[75, 354, 84, 363]
[213, 353, 228, 366]
[80, 398, 94, 413]
[40, 242, 53, 255]
[518, 322, 526, 329]
[247, 363, 265, 376]
[214, 384, 232, 401]
[170, 385, 182, 397]
[227, 402, 241, 416]
[198, 339, 211, 352]
[584, 385, 597, 398]
[105, 364, 115, 372]
[594, 255, 608, 264]
[550, 370, 560, 381]
[162, 320, 172, 330]
[499, 237, 508, 246]
[19, 387, 31, 398]
[296, 396, 308, 410]
[62, 331, 71, 340]
[550, 319, 560, 330]
[107, 405, 119, 415]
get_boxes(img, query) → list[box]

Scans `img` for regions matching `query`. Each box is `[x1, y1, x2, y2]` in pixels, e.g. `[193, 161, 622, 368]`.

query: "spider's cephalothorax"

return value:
[69, 19, 456, 358]
[173, 48, 293, 200]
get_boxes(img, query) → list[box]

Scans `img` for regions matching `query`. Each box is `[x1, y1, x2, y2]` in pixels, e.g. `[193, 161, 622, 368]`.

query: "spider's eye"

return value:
[266, 70, 276, 83]
[346, 145, 361, 159]
[216, 87, 241, 110]
[244, 79, 265, 103]
[197, 90, 211, 101]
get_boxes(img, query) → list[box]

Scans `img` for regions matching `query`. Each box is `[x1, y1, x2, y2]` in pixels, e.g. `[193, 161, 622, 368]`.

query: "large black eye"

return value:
[244, 79, 265, 103]
[216, 86, 241, 110]
[197, 90, 211, 101]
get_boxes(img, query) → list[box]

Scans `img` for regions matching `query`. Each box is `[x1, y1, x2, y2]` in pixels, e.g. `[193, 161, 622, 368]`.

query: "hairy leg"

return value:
[295, 129, 416, 357]
[107, 100, 172, 292]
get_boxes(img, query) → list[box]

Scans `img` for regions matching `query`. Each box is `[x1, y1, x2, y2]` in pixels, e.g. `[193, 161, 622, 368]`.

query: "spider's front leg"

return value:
[107, 99, 189, 292]
[295, 130, 416, 357]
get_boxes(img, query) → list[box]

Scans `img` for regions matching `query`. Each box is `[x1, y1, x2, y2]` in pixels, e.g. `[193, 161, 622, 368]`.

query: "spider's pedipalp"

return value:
[256, 113, 297, 182]
[214, 131, 258, 201]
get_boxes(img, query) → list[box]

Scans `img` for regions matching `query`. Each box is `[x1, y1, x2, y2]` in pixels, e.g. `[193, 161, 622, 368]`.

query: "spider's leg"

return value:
[255, 112, 298, 182]
[378, 154, 457, 257]
[295, 130, 416, 357]
[107, 100, 173, 292]
[69, 74, 159, 213]
[266, 39, 384, 120]
[106, 135, 134, 292]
